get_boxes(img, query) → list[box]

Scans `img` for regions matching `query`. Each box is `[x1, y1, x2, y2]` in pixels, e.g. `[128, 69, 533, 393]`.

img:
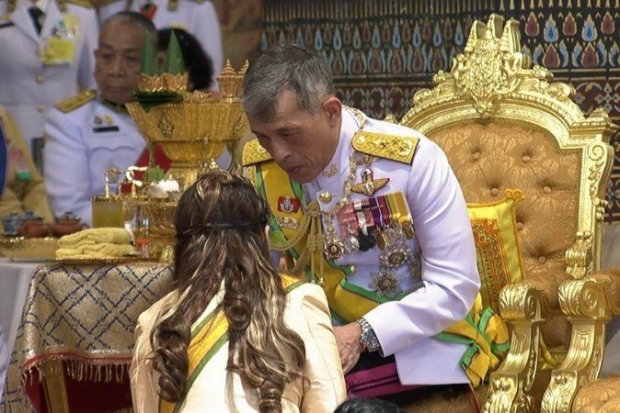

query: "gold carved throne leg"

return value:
[541, 278, 614, 413]
[483, 285, 546, 413]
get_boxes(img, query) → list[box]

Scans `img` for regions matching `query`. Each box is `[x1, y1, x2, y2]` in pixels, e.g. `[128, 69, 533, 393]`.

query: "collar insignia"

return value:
[322, 164, 337, 178]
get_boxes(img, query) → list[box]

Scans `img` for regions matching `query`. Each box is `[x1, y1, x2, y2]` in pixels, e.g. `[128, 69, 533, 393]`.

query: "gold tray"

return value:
[0, 236, 58, 259]
[53, 255, 160, 265]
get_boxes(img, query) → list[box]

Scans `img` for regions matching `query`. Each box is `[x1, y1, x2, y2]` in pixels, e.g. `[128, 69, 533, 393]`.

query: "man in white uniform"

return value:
[0, 0, 98, 164]
[96, 0, 223, 83]
[241, 44, 483, 394]
[43, 12, 155, 226]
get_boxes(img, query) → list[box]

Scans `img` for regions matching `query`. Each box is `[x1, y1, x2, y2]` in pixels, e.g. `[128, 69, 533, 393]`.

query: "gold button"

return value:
[472, 152, 481, 160]
[36, 75, 44, 83]
[543, 186, 551, 194]
[36, 104, 45, 112]
[516, 222, 524, 230]
[538, 256, 547, 264]
[319, 191, 332, 204]
[490, 187, 499, 196]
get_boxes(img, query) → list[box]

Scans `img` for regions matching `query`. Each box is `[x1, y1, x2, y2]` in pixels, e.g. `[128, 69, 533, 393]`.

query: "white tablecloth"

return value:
[0, 258, 41, 399]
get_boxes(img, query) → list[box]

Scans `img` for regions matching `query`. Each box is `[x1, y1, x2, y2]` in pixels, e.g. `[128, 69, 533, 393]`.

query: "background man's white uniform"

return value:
[44, 93, 146, 226]
[0, 0, 98, 158]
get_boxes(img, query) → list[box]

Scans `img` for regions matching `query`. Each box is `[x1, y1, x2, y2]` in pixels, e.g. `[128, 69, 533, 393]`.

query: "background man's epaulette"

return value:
[60, 0, 93, 9]
[54, 89, 96, 113]
[93, 0, 121, 6]
[352, 132, 419, 165]
[242, 138, 273, 166]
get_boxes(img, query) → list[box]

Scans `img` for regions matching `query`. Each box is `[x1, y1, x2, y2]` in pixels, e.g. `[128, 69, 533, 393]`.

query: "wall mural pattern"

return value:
[261, 0, 620, 222]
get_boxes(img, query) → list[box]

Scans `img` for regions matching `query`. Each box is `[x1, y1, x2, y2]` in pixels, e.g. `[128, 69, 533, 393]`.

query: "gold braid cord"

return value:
[269, 201, 326, 283]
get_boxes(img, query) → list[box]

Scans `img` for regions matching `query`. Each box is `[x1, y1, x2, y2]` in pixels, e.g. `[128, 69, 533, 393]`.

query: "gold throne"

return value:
[400, 14, 619, 413]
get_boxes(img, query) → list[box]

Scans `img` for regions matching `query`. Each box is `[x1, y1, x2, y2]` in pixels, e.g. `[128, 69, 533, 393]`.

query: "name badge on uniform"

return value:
[92, 115, 120, 133]
[41, 15, 80, 66]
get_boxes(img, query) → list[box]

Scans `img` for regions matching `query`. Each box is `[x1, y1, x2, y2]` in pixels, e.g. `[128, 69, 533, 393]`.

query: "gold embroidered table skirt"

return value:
[0, 262, 173, 413]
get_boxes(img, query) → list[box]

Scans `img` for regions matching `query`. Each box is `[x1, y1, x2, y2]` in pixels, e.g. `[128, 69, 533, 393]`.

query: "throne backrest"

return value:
[400, 14, 616, 349]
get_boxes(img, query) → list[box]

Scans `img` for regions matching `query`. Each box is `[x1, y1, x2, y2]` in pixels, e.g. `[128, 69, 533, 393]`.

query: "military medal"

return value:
[380, 244, 413, 268]
[343, 223, 360, 254]
[369, 270, 403, 299]
[351, 168, 389, 196]
[324, 235, 344, 260]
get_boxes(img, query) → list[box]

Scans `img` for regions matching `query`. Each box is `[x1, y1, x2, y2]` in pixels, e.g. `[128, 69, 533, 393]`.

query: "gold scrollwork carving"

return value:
[558, 278, 609, 318]
[499, 284, 543, 321]
[484, 284, 543, 413]
[565, 232, 593, 279]
[541, 373, 577, 413]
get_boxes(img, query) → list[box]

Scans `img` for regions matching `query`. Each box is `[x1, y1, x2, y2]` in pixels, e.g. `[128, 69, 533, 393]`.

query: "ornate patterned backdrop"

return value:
[261, 0, 620, 222]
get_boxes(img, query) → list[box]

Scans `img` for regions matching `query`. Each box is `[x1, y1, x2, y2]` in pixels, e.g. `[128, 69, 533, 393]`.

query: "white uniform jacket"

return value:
[0, 0, 98, 153]
[43, 97, 146, 225]
[303, 109, 480, 385]
[97, 0, 223, 80]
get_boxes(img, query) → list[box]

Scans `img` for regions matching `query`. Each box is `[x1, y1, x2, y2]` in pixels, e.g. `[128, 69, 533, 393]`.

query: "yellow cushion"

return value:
[467, 189, 525, 314]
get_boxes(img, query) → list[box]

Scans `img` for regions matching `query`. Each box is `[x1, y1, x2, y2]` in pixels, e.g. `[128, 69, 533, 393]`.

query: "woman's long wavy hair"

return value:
[150, 171, 306, 412]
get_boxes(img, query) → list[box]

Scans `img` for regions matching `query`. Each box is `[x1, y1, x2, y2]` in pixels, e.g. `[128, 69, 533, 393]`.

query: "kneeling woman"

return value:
[130, 171, 345, 413]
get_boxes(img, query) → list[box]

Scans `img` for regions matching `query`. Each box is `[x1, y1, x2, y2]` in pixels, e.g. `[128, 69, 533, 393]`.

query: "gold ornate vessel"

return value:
[125, 40, 249, 260]
[126, 60, 249, 190]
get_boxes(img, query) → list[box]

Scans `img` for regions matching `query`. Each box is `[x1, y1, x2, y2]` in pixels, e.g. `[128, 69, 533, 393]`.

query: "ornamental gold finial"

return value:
[217, 60, 247, 102]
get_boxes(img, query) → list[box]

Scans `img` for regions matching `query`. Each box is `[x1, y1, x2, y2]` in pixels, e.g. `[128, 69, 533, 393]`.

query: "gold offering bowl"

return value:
[0, 236, 58, 259]
[126, 97, 247, 189]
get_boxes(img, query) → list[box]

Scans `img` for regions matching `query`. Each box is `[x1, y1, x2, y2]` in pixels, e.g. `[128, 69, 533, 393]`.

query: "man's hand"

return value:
[333, 322, 364, 374]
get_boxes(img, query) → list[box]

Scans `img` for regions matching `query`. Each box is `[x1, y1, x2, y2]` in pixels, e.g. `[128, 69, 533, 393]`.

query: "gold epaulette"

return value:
[352, 132, 419, 165]
[97, 0, 124, 5]
[242, 138, 273, 166]
[58, 0, 93, 9]
[54, 89, 96, 113]
[167, 0, 204, 11]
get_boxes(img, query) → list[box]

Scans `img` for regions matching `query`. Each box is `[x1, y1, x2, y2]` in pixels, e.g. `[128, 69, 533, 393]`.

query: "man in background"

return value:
[43, 11, 154, 226]
[0, 0, 98, 168]
[96, 0, 223, 88]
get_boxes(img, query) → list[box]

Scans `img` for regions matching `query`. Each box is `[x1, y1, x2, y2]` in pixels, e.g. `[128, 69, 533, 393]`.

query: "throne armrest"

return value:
[541, 270, 620, 413]
[484, 283, 550, 412]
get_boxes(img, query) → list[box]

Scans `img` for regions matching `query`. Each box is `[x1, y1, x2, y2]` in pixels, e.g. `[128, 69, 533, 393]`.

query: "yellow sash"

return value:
[159, 275, 304, 413]
[250, 160, 510, 387]
[252, 161, 349, 319]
